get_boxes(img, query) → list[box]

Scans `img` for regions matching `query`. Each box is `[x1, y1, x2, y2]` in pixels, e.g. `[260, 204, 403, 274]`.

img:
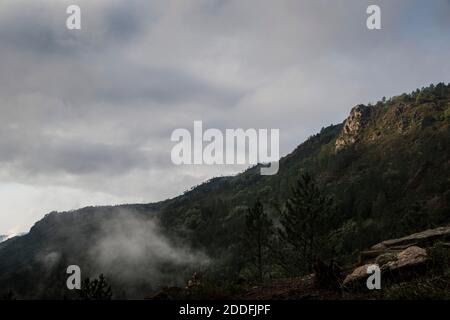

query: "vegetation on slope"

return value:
[0, 83, 449, 299]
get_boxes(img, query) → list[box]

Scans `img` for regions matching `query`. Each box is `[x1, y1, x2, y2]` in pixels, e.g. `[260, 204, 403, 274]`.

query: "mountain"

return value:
[0, 235, 8, 243]
[0, 83, 449, 299]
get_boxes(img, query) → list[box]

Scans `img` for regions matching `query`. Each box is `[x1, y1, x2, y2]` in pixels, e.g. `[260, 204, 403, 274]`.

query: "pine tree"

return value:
[244, 200, 273, 282]
[278, 172, 336, 274]
[79, 274, 112, 300]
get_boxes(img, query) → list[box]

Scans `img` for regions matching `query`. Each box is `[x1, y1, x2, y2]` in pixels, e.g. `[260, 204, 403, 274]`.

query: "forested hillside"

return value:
[0, 83, 449, 299]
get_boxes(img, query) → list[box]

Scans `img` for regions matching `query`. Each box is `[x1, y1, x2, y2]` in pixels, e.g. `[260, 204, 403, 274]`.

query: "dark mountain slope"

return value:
[160, 84, 450, 260]
[0, 83, 449, 298]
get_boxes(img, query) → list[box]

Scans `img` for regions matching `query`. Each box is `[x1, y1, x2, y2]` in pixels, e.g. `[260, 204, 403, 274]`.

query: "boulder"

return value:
[343, 264, 376, 288]
[375, 252, 398, 267]
[370, 226, 450, 251]
[344, 246, 428, 290]
[383, 246, 427, 271]
[345, 227, 450, 291]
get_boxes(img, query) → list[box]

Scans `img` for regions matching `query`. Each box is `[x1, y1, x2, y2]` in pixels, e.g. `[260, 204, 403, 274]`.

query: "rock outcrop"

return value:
[382, 246, 427, 271]
[335, 104, 373, 151]
[357, 226, 450, 264]
[343, 246, 428, 289]
[342, 264, 375, 288]
[343, 226, 450, 290]
[370, 226, 450, 251]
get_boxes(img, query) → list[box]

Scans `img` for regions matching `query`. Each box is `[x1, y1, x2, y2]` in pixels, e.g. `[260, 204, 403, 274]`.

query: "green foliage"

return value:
[0, 83, 449, 298]
[382, 276, 450, 300]
[428, 242, 450, 273]
[399, 202, 430, 234]
[277, 173, 337, 274]
[444, 106, 450, 120]
[244, 200, 274, 282]
[79, 274, 113, 300]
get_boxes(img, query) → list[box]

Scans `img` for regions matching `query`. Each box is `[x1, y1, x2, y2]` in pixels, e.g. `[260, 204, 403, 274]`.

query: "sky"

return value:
[0, 0, 450, 235]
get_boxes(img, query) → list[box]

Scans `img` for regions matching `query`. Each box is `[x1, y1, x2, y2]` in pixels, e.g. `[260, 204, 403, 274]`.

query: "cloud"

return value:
[0, 0, 450, 233]
[88, 211, 209, 295]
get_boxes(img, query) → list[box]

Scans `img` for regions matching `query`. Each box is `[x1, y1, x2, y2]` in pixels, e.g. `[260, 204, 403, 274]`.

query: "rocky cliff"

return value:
[0, 83, 449, 299]
[335, 104, 373, 151]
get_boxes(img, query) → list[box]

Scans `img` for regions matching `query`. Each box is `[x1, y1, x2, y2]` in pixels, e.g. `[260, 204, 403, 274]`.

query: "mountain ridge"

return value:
[1, 83, 449, 298]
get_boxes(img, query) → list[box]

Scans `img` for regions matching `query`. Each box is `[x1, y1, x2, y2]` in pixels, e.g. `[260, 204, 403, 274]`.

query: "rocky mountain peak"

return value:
[335, 104, 373, 151]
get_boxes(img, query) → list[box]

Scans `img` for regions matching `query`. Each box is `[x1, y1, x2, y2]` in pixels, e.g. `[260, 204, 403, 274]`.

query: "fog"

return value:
[88, 211, 209, 296]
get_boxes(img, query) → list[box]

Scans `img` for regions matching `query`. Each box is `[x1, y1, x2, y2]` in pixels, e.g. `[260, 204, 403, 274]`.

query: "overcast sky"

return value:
[1, 0, 449, 235]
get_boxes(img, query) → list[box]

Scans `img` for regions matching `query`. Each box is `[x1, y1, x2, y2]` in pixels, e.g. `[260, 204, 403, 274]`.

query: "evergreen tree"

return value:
[79, 274, 112, 300]
[278, 173, 336, 274]
[244, 200, 273, 282]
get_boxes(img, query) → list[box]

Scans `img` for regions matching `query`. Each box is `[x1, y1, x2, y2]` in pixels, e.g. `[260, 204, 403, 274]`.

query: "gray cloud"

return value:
[89, 211, 209, 295]
[0, 0, 449, 233]
[94, 64, 244, 105]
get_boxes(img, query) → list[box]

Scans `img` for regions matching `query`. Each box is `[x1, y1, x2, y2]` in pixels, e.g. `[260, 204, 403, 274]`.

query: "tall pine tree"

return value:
[245, 200, 273, 282]
[278, 172, 336, 274]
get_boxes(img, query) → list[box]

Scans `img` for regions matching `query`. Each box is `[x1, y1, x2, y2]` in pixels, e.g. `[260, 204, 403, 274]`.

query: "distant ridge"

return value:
[0, 83, 449, 299]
